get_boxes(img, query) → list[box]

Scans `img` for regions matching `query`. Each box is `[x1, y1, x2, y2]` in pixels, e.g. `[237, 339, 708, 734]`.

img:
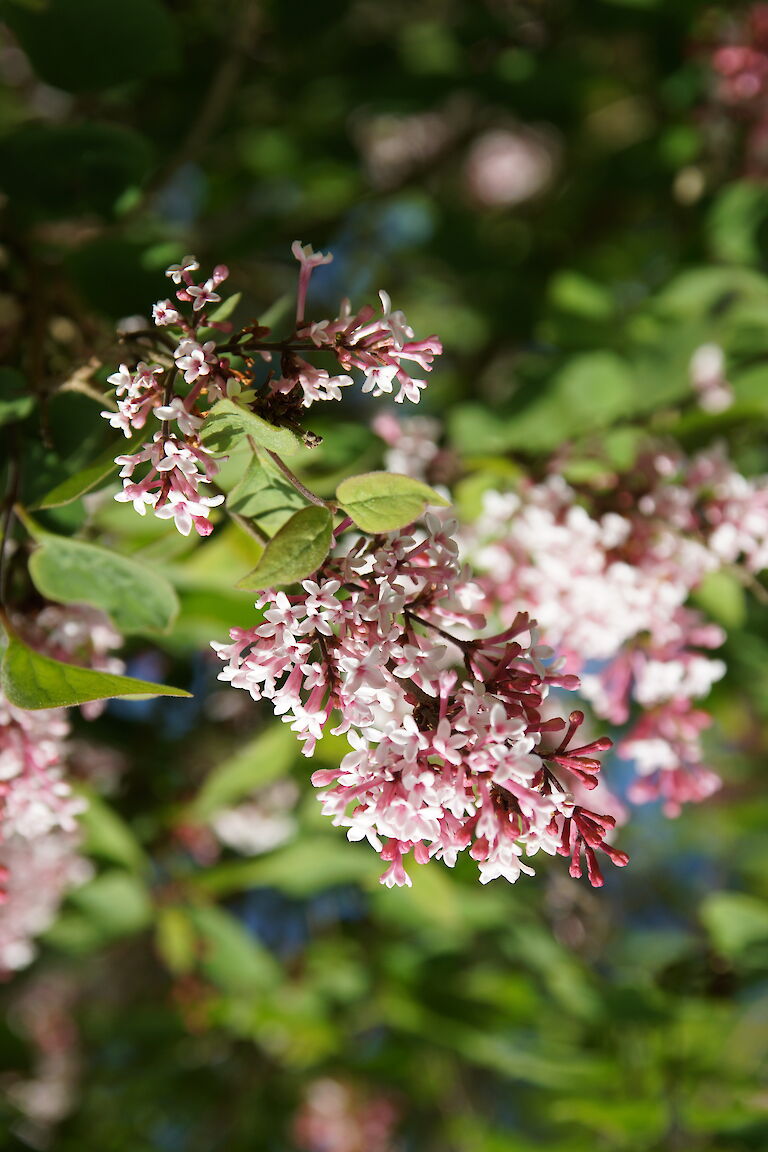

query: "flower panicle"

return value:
[213, 515, 625, 890]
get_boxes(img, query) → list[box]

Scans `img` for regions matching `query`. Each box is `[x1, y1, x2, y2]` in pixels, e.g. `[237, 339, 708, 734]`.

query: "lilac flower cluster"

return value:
[463, 445, 768, 815]
[103, 245, 442, 537]
[0, 607, 122, 970]
[102, 256, 231, 537]
[285, 243, 442, 407]
[214, 516, 626, 888]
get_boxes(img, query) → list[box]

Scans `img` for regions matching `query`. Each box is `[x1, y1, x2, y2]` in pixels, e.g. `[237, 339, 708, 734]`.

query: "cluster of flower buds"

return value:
[214, 516, 627, 888]
[103, 245, 442, 537]
[460, 443, 768, 815]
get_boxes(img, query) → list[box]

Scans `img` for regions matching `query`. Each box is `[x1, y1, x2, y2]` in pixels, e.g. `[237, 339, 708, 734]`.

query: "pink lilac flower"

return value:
[210, 779, 299, 856]
[186, 279, 222, 313]
[213, 516, 625, 889]
[174, 339, 217, 384]
[689, 344, 733, 414]
[152, 300, 182, 326]
[293, 290, 442, 407]
[0, 604, 124, 969]
[0, 831, 91, 974]
[458, 442, 768, 813]
[292, 240, 333, 324]
[115, 431, 223, 537]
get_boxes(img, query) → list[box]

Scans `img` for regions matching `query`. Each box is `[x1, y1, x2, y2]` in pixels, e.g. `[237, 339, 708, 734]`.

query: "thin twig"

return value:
[404, 608, 468, 650]
[265, 450, 334, 509]
[122, 2, 261, 223]
[230, 509, 269, 544]
[0, 431, 21, 608]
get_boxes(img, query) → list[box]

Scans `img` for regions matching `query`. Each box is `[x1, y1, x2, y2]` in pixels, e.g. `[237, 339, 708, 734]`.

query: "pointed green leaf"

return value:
[227, 456, 307, 534]
[76, 789, 148, 873]
[336, 471, 449, 532]
[36, 428, 146, 509]
[27, 530, 179, 634]
[190, 725, 297, 820]
[1, 632, 191, 710]
[236, 505, 332, 590]
[187, 905, 280, 993]
[195, 837, 380, 898]
[201, 398, 303, 456]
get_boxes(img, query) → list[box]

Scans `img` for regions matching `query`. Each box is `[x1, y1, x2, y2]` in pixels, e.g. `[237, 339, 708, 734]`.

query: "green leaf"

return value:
[707, 182, 768, 267]
[27, 528, 179, 634]
[701, 892, 768, 958]
[187, 905, 281, 993]
[236, 505, 332, 590]
[196, 837, 380, 898]
[548, 271, 614, 321]
[70, 870, 152, 935]
[156, 907, 197, 976]
[654, 267, 768, 317]
[227, 456, 308, 535]
[190, 725, 297, 820]
[45, 871, 153, 954]
[509, 353, 635, 452]
[336, 471, 449, 532]
[0, 368, 34, 427]
[35, 430, 144, 509]
[76, 790, 147, 874]
[692, 571, 747, 630]
[4, 0, 179, 93]
[0, 631, 191, 710]
[201, 398, 303, 457]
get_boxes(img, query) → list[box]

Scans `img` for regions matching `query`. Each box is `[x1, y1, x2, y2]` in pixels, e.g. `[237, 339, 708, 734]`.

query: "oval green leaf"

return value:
[201, 398, 303, 457]
[236, 505, 333, 591]
[336, 471, 450, 532]
[28, 532, 179, 635]
[36, 428, 146, 509]
[227, 456, 307, 535]
[1, 633, 191, 710]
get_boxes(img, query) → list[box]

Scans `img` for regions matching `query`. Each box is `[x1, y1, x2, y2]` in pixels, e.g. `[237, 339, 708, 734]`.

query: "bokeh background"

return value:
[2, 1, 768, 1149]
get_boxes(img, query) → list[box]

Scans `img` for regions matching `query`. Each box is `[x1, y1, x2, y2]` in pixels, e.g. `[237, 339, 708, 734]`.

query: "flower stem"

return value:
[266, 450, 335, 510]
[0, 430, 20, 609]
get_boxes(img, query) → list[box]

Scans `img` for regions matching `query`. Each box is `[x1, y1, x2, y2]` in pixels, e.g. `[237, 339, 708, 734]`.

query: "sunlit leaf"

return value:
[1, 631, 191, 710]
[336, 471, 449, 532]
[27, 526, 179, 634]
[236, 505, 332, 590]
[201, 398, 303, 456]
